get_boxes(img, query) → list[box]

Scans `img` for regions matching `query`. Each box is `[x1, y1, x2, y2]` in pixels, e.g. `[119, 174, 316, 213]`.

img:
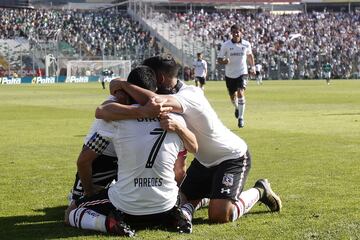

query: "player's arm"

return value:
[217, 45, 229, 64]
[76, 145, 99, 197]
[217, 57, 229, 65]
[204, 62, 208, 77]
[110, 79, 182, 112]
[174, 150, 187, 186]
[160, 115, 198, 154]
[247, 52, 256, 74]
[96, 103, 148, 121]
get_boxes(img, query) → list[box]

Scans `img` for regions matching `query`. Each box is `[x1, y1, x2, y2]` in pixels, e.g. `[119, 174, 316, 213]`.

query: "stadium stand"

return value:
[0, 1, 359, 80]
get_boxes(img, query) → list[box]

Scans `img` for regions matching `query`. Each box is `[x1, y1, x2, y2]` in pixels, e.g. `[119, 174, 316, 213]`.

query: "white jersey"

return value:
[193, 59, 207, 77]
[94, 114, 186, 215]
[84, 119, 116, 157]
[255, 64, 262, 72]
[173, 83, 247, 167]
[218, 39, 252, 78]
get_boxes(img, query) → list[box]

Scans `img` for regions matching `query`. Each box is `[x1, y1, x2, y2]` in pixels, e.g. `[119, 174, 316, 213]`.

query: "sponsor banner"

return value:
[99, 75, 122, 83]
[65, 76, 101, 83]
[65, 76, 89, 83]
[0, 75, 102, 84]
[0, 77, 21, 85]
[31, 76, 56, 84]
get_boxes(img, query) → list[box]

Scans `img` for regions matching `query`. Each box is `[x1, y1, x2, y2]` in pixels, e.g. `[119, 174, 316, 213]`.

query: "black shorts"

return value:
[75, 189, 182, 230]
[180, 151, 251, 201]
[225, 75, 248, 96]
[195, 76, 206, 85]
[71, 153, 118, 200]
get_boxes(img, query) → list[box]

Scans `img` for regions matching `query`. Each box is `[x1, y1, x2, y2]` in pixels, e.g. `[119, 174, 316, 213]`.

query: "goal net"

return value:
[66, 60, 131, 82]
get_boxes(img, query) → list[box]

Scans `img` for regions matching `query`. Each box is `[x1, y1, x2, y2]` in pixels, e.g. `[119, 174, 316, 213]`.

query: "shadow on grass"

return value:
[0, 206, 212, 239]
[0, 205, 108, 240]
[0, 206, 274, 239]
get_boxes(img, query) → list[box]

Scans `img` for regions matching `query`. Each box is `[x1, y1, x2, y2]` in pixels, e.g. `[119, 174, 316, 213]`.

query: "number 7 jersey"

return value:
[95, 114, 186, 215]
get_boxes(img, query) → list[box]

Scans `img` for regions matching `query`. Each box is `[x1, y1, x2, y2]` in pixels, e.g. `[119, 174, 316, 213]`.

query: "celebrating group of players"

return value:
[64, 25, 282, 237]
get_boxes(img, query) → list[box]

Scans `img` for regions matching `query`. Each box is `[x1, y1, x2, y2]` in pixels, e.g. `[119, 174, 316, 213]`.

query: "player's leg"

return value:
[259, 73, 263, 84]
[195, 77, 199, 87]
[236, 75, 247, 128]
[200, 77, 205, 90]
[179, 159, 213, 230]
[208, 153, 282, 223]
[207, 151, 254, 222]
[65, 189, 134, 236]
[225, 76, 238, 118]
[68, 154, 118, 202]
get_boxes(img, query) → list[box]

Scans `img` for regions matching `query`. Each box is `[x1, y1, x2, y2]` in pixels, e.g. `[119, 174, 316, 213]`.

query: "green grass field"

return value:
[0, 80, 359, 240]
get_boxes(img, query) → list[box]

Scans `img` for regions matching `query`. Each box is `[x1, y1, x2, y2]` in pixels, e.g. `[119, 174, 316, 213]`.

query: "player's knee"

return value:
[64, 201, 77, 225]
[208, 200, 232, 223]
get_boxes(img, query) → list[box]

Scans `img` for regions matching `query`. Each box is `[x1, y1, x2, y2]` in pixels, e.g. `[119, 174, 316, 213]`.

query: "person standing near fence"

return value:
[255, 63, 263, 85]
[217, 24, 255, 128]
[322, 62, 332, 85]
[192, 53, 208, 90]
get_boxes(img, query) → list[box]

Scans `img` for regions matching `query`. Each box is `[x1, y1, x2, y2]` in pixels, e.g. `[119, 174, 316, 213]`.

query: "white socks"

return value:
[237, 97, 246, 119]
[195, 198, 210, 211]
[232, 188, 260, 221]
[181, 203, 195, 221]
[69, 207, 107, 232]
[232, 97, 239, 108]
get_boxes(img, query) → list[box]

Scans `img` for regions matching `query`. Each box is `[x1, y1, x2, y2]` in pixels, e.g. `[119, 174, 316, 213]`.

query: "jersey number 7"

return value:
[145, 128, 167, 168]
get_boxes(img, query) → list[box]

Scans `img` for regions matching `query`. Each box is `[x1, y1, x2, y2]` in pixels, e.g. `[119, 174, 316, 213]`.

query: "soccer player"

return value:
[103, 54, 282, 231]
[255, 63, 263, 85]
[217, 24, 255, 128]
[68, 93, 129, 202]
[65, 65, 198, 236]
[192, 52, 208, 90]
[322, 61, 332, 85]
[68, 122, 118, 202]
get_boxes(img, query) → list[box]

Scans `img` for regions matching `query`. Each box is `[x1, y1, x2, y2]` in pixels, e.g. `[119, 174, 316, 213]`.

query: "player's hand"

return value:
[223, 58, 230, 64]
[109, 78, 125, 95]
[141, 96, 172, 118]
[249, 66, 256, 76]
[160, 115, 179, 132]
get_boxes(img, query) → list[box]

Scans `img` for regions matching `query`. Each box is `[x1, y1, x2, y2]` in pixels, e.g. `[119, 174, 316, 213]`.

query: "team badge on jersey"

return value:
[222, 173, 234, 187]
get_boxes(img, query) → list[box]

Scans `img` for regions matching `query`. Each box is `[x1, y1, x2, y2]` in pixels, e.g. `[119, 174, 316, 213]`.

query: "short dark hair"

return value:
[142, 54, 180, 79]
[230, 24, 243, 32]
[127, 65, 157, 92]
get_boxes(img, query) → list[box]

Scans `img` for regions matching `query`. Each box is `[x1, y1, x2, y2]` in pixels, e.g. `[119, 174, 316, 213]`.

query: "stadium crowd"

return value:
[0, 6, 359, 79]
[169, 10, 360, 79]
[0, 7, 159, 63]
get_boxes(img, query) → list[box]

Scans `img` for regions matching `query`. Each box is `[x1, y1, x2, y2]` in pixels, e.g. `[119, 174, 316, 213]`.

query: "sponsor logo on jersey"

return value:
[230, 52, 244, 56]
[134, 177, 163, 187]
[222, 173, 234, 187]
[137, 117, 161, 122]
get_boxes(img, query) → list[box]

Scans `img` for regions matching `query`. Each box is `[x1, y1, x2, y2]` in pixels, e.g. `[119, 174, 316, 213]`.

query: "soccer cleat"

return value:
[106, 210, 135, 237]
[254, 179, 282, 212]
[234, 109, 239, 119]
[238, 118, 244, 128]
[171, 207, 192, 234]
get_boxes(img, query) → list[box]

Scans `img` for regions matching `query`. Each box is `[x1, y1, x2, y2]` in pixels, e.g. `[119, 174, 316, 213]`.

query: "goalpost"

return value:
[66, 60, 132, 82]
